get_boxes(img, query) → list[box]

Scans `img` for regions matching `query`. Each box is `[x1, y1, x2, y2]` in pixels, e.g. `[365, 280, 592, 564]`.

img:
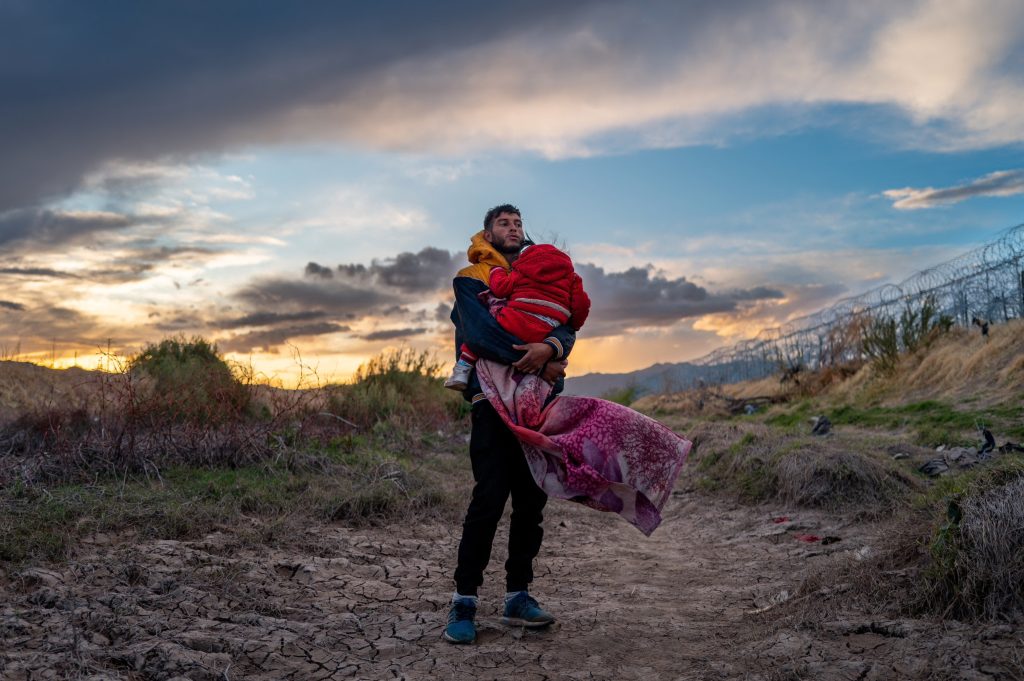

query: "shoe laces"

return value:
[448, 601, 476, 624]
[509, 592, 540, 613]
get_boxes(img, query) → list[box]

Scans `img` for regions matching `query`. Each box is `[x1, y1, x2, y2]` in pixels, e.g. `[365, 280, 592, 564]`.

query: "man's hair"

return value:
[483, 204, 521, 231]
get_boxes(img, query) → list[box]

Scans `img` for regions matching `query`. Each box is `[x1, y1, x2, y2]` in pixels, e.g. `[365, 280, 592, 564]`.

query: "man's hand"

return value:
[541, 359, 568, 384]
[512, 342, 556, 374]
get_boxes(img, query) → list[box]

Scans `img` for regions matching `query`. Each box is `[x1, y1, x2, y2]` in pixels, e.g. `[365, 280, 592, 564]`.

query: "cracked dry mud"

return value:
[3, 492, 1022, 680]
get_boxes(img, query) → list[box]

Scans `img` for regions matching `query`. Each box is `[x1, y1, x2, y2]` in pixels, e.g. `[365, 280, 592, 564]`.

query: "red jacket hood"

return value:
[514, 244, 574, 284]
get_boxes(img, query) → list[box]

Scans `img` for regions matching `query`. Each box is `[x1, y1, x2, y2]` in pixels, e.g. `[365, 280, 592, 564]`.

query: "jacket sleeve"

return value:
[488, 266, 517, 298]
[568, 273, 591, 331]
[451, 276, 524, 364]
[451, 276, 576, 363]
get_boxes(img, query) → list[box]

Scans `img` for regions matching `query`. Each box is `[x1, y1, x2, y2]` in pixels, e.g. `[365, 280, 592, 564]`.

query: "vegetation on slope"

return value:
[0, 341, 468, 564]
[649, 317, 1024, 621]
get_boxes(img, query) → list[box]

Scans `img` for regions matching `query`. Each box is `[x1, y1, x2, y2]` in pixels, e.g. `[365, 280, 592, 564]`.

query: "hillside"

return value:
[636, 318, 1024, 415]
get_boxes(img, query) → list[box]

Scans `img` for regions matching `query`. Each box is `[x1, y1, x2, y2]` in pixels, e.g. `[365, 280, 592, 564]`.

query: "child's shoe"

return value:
[444, 360, 472, 391]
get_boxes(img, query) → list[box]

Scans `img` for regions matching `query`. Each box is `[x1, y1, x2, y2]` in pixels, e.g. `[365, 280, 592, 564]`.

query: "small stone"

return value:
[91, 632, 111, 646]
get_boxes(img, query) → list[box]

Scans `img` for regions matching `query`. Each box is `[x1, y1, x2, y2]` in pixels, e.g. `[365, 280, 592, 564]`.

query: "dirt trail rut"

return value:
[2, 494, 1021, 680]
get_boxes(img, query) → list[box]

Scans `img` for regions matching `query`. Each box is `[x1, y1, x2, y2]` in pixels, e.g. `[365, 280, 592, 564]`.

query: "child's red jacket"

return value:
[489, 244, 590, 340]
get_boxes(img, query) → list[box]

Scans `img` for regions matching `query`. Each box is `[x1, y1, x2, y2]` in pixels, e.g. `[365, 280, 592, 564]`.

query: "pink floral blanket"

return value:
[476, 359, 691, 536]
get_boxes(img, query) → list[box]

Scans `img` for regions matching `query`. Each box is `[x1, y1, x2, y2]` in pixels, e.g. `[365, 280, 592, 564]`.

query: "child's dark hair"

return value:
[483, 204, 521, 231]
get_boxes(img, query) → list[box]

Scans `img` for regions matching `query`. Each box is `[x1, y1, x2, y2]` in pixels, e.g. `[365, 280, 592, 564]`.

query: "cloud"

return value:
[218, 322, 350, 354]
[692, 282, 849, 340]
[361, 247, 461, 293]
[304, 262, 334, 279]
[0, 2, 600, 213]
[0, 267, 78, 279]
[0, 301, 117, 356]
[883, 169, 1024, 209]
[323, 247, 462, 293]
[5, 0, 1024, 217]
[0, 208, 136, 247]
[234, 278, 399, 318]
[359, 327, 428, 341]
[215, 310, 329, 330]
[576, 262, 784, 336]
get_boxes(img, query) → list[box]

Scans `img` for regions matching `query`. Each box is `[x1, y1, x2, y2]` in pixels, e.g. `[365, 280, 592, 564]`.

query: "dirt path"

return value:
[2, 492, 1021, 680]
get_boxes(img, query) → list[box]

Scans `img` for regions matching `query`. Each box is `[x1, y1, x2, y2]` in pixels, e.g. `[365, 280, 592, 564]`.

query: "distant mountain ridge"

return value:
[565, 361, 707, 397]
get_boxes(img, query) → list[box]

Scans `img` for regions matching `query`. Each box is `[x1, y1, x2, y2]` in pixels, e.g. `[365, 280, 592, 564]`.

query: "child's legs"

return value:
[458, 344, 478, 364]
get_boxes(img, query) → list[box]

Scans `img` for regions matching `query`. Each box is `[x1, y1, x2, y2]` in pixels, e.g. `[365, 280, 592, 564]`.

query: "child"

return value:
[446, 243, 590, 390]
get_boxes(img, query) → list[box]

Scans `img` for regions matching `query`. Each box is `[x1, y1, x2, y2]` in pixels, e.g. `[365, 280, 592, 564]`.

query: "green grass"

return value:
[763, 399, 815, 428]
[1, 444, 462, 565]
[763, 398, 1024, 447]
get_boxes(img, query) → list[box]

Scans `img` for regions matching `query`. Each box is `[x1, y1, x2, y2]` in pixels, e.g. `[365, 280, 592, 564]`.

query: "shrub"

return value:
[602, 384, 639, 406]
[128, 336, 249, 424]
[862, 297, 954, 374]
[328, 347, 465, 432]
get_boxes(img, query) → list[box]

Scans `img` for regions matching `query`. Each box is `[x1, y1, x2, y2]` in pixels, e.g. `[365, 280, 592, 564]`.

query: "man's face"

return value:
[484, 212, 524, 255]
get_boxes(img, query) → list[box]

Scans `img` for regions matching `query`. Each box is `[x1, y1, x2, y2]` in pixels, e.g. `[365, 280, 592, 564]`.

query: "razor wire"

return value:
[686, 222, 1024, 386]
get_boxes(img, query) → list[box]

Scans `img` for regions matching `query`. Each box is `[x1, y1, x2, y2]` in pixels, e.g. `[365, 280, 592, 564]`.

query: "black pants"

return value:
[454, 400, 548, 595]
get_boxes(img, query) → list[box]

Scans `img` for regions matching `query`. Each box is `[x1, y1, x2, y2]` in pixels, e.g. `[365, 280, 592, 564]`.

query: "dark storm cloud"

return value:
[219, 322, 350, 354]
[225, 254, 452, 350]
[576, 263, 785, 335]
[0, 208, 135, 247]
[305, 262, 334, 279]
[360, 327, 428, 342]
[435, 302, 454, 322]
[234, 278, 398, 318]
[347, 247, 462, 293]
[215, 310, 329, 330]
[370, 247, 460, 291]
[152, 313, 205, 333]
[0, 1, 604, 214]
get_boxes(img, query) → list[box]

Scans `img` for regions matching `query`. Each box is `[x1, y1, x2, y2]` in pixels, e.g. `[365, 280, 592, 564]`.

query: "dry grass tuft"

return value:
[928, 473, 1024, 621]
[786, 456, 1024, 625]
[688, 424, 921, 513]
[775, 445, 918, 510]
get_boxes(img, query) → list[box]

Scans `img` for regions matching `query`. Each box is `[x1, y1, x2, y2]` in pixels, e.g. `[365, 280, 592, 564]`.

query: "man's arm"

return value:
[452, 276, 576, 366]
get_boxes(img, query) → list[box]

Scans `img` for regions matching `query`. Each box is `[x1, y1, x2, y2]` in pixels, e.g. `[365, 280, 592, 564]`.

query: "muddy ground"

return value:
[2, 478, 1022, 680]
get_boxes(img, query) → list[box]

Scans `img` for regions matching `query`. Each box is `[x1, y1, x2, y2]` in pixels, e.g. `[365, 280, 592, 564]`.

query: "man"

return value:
[444, 204, 576, 644]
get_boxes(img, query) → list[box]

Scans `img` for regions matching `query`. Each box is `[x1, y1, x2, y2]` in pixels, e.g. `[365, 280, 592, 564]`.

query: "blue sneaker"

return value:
[444, 599, 477, 643]
[501, 592, 555, 628]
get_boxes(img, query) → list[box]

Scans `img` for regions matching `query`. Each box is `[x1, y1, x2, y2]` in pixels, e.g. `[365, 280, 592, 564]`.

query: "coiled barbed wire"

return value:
[688, 222, 1024, 386]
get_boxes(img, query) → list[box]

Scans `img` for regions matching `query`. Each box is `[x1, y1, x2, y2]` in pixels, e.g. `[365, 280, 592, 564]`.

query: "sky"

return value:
[2, 0, 1024, 384]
